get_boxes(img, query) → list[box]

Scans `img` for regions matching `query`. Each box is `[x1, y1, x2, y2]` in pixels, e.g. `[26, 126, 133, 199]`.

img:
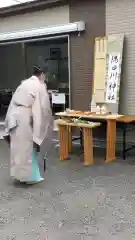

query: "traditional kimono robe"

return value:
[5, 76, 53, 182]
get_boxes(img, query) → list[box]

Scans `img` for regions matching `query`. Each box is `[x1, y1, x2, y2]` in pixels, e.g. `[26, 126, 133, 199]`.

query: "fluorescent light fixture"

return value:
[0, 21, 85, 42]
[0, 0, 36, 8]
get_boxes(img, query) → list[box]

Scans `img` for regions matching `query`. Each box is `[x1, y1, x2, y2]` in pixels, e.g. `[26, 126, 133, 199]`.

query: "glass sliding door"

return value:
[25, 37, 69, 113]
[0, 36, 69, 117]
[0, 43, 26, 117]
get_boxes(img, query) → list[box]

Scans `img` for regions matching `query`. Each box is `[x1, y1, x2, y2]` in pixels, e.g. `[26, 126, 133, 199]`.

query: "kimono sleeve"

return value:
[32, 85, 53, 146]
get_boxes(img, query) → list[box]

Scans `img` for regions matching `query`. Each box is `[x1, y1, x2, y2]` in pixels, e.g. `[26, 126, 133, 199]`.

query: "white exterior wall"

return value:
[0, 5, 69, 33]
[106, 0, 135, 114]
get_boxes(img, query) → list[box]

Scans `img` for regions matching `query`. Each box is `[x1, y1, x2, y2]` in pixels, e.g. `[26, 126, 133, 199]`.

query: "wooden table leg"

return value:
[83, 127, 94, 166]
[58, 125, 69, 161]
[68, 126, 72, 153]
[105, 119, 116, 163]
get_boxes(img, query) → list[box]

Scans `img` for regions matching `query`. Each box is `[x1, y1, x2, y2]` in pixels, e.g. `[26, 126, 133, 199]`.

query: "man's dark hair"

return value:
[32, 65, 43, 77]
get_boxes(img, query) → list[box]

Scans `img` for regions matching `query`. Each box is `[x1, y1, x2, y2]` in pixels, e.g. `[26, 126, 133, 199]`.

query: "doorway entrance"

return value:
[0, 36, 69, 118]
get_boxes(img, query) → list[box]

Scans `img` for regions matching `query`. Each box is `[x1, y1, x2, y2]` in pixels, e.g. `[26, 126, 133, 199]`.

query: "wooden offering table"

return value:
[56, 119, 101, 166]
[56, 111, 124, 163]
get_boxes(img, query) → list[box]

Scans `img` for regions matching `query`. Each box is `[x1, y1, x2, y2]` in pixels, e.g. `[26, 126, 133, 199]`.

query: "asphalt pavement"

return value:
[0, 139, 135, 239]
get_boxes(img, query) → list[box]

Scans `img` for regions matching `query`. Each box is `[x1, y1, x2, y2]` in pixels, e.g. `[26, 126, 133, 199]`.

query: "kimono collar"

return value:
[30, 75, 39, 81]
[30, 75, 45, 85]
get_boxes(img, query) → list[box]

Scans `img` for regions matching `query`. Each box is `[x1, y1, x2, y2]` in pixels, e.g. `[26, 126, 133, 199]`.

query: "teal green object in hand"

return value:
[28, 150, 41, 182]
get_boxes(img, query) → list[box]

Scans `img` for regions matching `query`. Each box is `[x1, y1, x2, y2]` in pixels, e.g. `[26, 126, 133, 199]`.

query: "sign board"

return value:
[106, 53, 121, 103]
[52, 93, 66, 105]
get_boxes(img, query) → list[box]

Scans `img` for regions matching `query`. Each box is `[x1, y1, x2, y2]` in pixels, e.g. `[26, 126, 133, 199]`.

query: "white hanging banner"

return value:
[106, 53, 121, 103]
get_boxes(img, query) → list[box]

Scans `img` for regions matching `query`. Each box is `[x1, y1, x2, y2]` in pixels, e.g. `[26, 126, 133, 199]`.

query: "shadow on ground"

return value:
[1, 140, 135, 239]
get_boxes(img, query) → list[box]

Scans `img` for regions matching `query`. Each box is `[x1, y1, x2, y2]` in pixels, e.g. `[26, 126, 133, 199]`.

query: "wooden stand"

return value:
[105, 119, 116, 163]
[68, 126, 72, 153]
[56, 112, 120, 164]
[83, 128, 94, 165]
[57, 119, 101, 166]
[58, 125, 69, 161]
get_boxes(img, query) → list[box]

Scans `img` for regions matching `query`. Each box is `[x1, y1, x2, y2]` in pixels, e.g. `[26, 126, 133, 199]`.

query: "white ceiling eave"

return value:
[0, 21, 85, 42]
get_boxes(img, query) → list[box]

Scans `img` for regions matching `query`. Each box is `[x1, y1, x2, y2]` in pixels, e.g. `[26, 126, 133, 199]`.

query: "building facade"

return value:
[0, 0, 105, 111]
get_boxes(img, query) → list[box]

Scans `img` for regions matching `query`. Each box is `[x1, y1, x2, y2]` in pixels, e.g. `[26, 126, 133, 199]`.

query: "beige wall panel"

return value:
[0, 5, 69, 33]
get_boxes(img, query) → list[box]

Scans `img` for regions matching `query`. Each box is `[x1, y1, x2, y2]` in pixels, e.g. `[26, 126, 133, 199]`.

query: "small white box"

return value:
[52, 93, 66, 105]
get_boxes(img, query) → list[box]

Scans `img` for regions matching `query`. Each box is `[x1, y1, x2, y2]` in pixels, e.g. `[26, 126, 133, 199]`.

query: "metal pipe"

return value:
[68, 35, 71, 109]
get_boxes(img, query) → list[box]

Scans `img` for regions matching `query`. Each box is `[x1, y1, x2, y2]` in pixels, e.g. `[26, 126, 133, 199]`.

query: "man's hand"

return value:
[33, 142, 40, 152]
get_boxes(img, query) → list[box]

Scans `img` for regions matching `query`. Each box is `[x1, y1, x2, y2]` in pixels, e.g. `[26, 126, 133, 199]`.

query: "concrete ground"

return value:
[1, 139, 135, 239]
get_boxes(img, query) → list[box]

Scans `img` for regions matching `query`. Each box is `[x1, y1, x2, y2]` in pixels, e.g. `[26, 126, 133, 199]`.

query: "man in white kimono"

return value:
[4, 65, 53, 184]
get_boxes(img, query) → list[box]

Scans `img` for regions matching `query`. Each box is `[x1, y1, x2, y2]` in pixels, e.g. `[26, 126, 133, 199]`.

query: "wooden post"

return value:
[58, 125, 69, 161]
[105, 119, 116, 163]
[68, 126, 72, 153]
[83, 127, 94, 166]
